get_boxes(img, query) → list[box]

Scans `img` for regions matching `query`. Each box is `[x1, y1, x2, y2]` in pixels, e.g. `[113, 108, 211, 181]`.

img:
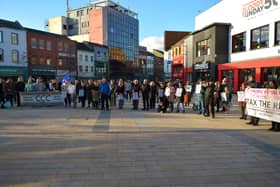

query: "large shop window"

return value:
[275, 21, 280, 46]
[197, 39, 210, 57]
[251, 25, 269, 49]
[263, 67, 280, 82]
[232, 32, 246, 53]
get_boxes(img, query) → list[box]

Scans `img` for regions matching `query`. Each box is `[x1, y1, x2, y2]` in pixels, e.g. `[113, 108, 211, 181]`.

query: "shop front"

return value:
[171, 64, 184, 83]
[31, 67, 56, 80]
[0, 66, 29, 80]
[192, 61, 216, 83]
[218, 57, 280, 92]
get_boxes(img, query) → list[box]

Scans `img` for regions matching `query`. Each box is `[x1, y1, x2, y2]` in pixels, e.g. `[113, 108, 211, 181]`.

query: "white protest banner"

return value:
[245, 88, 280, 122]
[220, 92, 227, 102]
[195, 85, 201, 94]
[237, 91, 245, 102]
[185, 85, 192, 92]
[20, 92, 64, 106]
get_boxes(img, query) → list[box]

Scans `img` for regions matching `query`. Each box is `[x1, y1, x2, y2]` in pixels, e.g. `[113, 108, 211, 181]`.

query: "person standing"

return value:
[0, 78, 6, 107]
[141, 79, 150, 110]
[239, 82, 247, 120]
[67, 81, 76, 108]
[165, 82, 175, 112]
[268, 80, 280, 131]
[5, 79, 14, 107]
[109, 80, 116, 107]
[246, 75, 259, 126]
[125, 80, 131, 101]
[175, 82, 186, 113]
[204, 80, 215, 118]
[77, 80, 86, 108]
[99, 78, 110, 111]
[15, 76, 25, 107]
[115, 79, 125, 109]
[149, 81, 157, 109]
[86, 80, 93, 108]
[198, 81, 206, 115]
[131, 79, 140, 110]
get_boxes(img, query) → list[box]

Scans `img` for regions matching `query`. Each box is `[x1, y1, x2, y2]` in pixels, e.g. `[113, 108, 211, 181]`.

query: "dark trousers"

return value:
[150, 97, 156, 109]
[143, 97, 149, 109]
[101, 94, 109, 110]
[133, 100, 139, 110]
[87, 96, 92, 107]
[79, 96, 85, 107]
[16, 92, 21, 106]
[66, 93, 71, 107]
[250, 116, 259, 125]
[205, 96, 215, 118]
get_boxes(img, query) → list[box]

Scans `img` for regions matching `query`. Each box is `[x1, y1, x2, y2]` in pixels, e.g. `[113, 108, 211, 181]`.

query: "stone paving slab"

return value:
[0, 104, 279, 187]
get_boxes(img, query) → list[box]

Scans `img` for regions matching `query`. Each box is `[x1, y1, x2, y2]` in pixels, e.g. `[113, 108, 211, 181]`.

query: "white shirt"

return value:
[67, 85, 76, 95]
[175, 87, 183, 97]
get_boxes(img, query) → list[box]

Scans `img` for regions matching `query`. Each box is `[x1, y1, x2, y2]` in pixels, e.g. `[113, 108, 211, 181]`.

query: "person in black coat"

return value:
[204, 80, 216, 118]
[0, 78, 6, 107]
[15, 76, 25, 107]
[131, 79, 141, 110]
[141, 79, 150, 110]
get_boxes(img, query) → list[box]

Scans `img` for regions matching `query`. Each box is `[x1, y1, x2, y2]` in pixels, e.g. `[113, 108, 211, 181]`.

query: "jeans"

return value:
[198, 98, 205, 114]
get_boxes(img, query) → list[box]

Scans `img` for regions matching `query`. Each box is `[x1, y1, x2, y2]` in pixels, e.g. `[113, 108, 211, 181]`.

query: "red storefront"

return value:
[171, 55, 185, 83]
[218, 57, 280, 92]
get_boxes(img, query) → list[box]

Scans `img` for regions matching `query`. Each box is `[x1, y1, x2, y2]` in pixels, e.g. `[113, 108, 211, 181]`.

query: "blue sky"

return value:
[0, 0, 220, 50]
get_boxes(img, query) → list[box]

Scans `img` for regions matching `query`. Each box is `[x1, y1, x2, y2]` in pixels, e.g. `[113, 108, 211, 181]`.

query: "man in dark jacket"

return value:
[99, 78, 110, 111]
[15, 76, 25, 106]
[204, 80, 216, 118]
[0, 78, 6, 107]
[141, 79, 150, 110]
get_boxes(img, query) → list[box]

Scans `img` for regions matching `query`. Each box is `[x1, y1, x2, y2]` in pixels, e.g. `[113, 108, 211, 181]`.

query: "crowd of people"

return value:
[0, 75, 279, 132]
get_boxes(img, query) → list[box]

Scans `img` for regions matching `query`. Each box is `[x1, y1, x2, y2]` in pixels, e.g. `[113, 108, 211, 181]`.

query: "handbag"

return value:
[3, 101, 11, 108]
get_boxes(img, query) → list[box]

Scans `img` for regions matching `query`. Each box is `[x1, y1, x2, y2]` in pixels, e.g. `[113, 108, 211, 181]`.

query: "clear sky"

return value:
[0, 0, 220, 51]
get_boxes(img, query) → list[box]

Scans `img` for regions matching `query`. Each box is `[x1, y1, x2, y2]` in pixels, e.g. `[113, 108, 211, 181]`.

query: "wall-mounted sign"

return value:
[194, 61, 210, 70]
[242, 0, 279, 19]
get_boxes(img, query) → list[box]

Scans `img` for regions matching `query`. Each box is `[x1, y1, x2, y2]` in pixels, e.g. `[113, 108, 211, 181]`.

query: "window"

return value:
[31, 38, 37, 48]
[57, 42, 63, 51]
[39, 39, 45, 50]
[46, 41, 52, 51]
[85, 65, 88, 72]
[90, 56, 94, 62]
[79, 65, 83, 72]
[275, 21, 280, 46]
[0, 48, 3, 61]
[251, 25, 269, 49]
[91, 66, 94, 72]
[11, 33, 18, 45]
[12, 50, 19, 63]
[0, 31, 3, 43]
[85, 55, 88, 62]
[31, 56, 37, 64]
[232, 32, 246, 53]
[197, 39, 210, 57]
[39, 57, 45, 65]
[79, 54, 83, 61]
[64, 43, 69, 52]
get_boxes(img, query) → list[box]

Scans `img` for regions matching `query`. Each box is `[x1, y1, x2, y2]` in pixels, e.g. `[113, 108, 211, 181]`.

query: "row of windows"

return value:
[0, 31, 19, 45]
[79, 54, 94, 62]
[30, 56, 73, 66]
[0, 48, 19, 63]
[79, 65, 94, 73]
[232, 21, 280, 53]
[31, 38, 52, 50]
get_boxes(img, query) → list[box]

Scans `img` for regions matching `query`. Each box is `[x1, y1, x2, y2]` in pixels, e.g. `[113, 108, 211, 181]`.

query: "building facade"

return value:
[84, 42, 109, 79]
[48, 0, 139, 80]
[77, 42, 95, 79]
[152, 49, 164, 82]
[195, 0, 280, 91]
[192, 23, 230, 83]
[163, 50, 172, 81]
[26, 28, 77, 79]
[0, 19, 28, 79]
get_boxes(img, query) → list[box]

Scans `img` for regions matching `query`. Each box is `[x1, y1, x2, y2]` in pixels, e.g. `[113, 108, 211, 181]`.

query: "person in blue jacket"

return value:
[99, 78, 110, 111]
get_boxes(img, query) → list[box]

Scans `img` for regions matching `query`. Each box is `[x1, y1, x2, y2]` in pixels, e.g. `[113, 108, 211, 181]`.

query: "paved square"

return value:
[0, 103, 279, 187]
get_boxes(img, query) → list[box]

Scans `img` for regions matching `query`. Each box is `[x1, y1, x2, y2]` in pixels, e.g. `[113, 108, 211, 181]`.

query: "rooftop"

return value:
[0, 18, 24, 30]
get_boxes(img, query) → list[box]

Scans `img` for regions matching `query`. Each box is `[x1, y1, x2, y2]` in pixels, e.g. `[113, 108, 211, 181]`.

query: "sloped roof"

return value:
[0, 19, 24, 30]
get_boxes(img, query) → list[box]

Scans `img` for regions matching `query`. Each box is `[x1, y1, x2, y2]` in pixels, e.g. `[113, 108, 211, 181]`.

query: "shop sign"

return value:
[194, 61, 209, 70]
[242, 0, 279, 19]
[245, 88, 280, 122]
[20, 92, 64, 106]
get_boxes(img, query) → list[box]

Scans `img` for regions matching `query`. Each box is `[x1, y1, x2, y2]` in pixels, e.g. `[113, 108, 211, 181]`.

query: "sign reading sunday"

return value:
[242, 0, 278, 18]
[245, 88, 280, 122]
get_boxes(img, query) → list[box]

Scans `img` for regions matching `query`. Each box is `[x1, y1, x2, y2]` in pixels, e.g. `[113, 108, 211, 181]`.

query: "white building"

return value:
[77, 43, 95, 78]
[195, 0, 280, 91]
[0, 19, 28, 79]
[164, 50, 172, 81]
